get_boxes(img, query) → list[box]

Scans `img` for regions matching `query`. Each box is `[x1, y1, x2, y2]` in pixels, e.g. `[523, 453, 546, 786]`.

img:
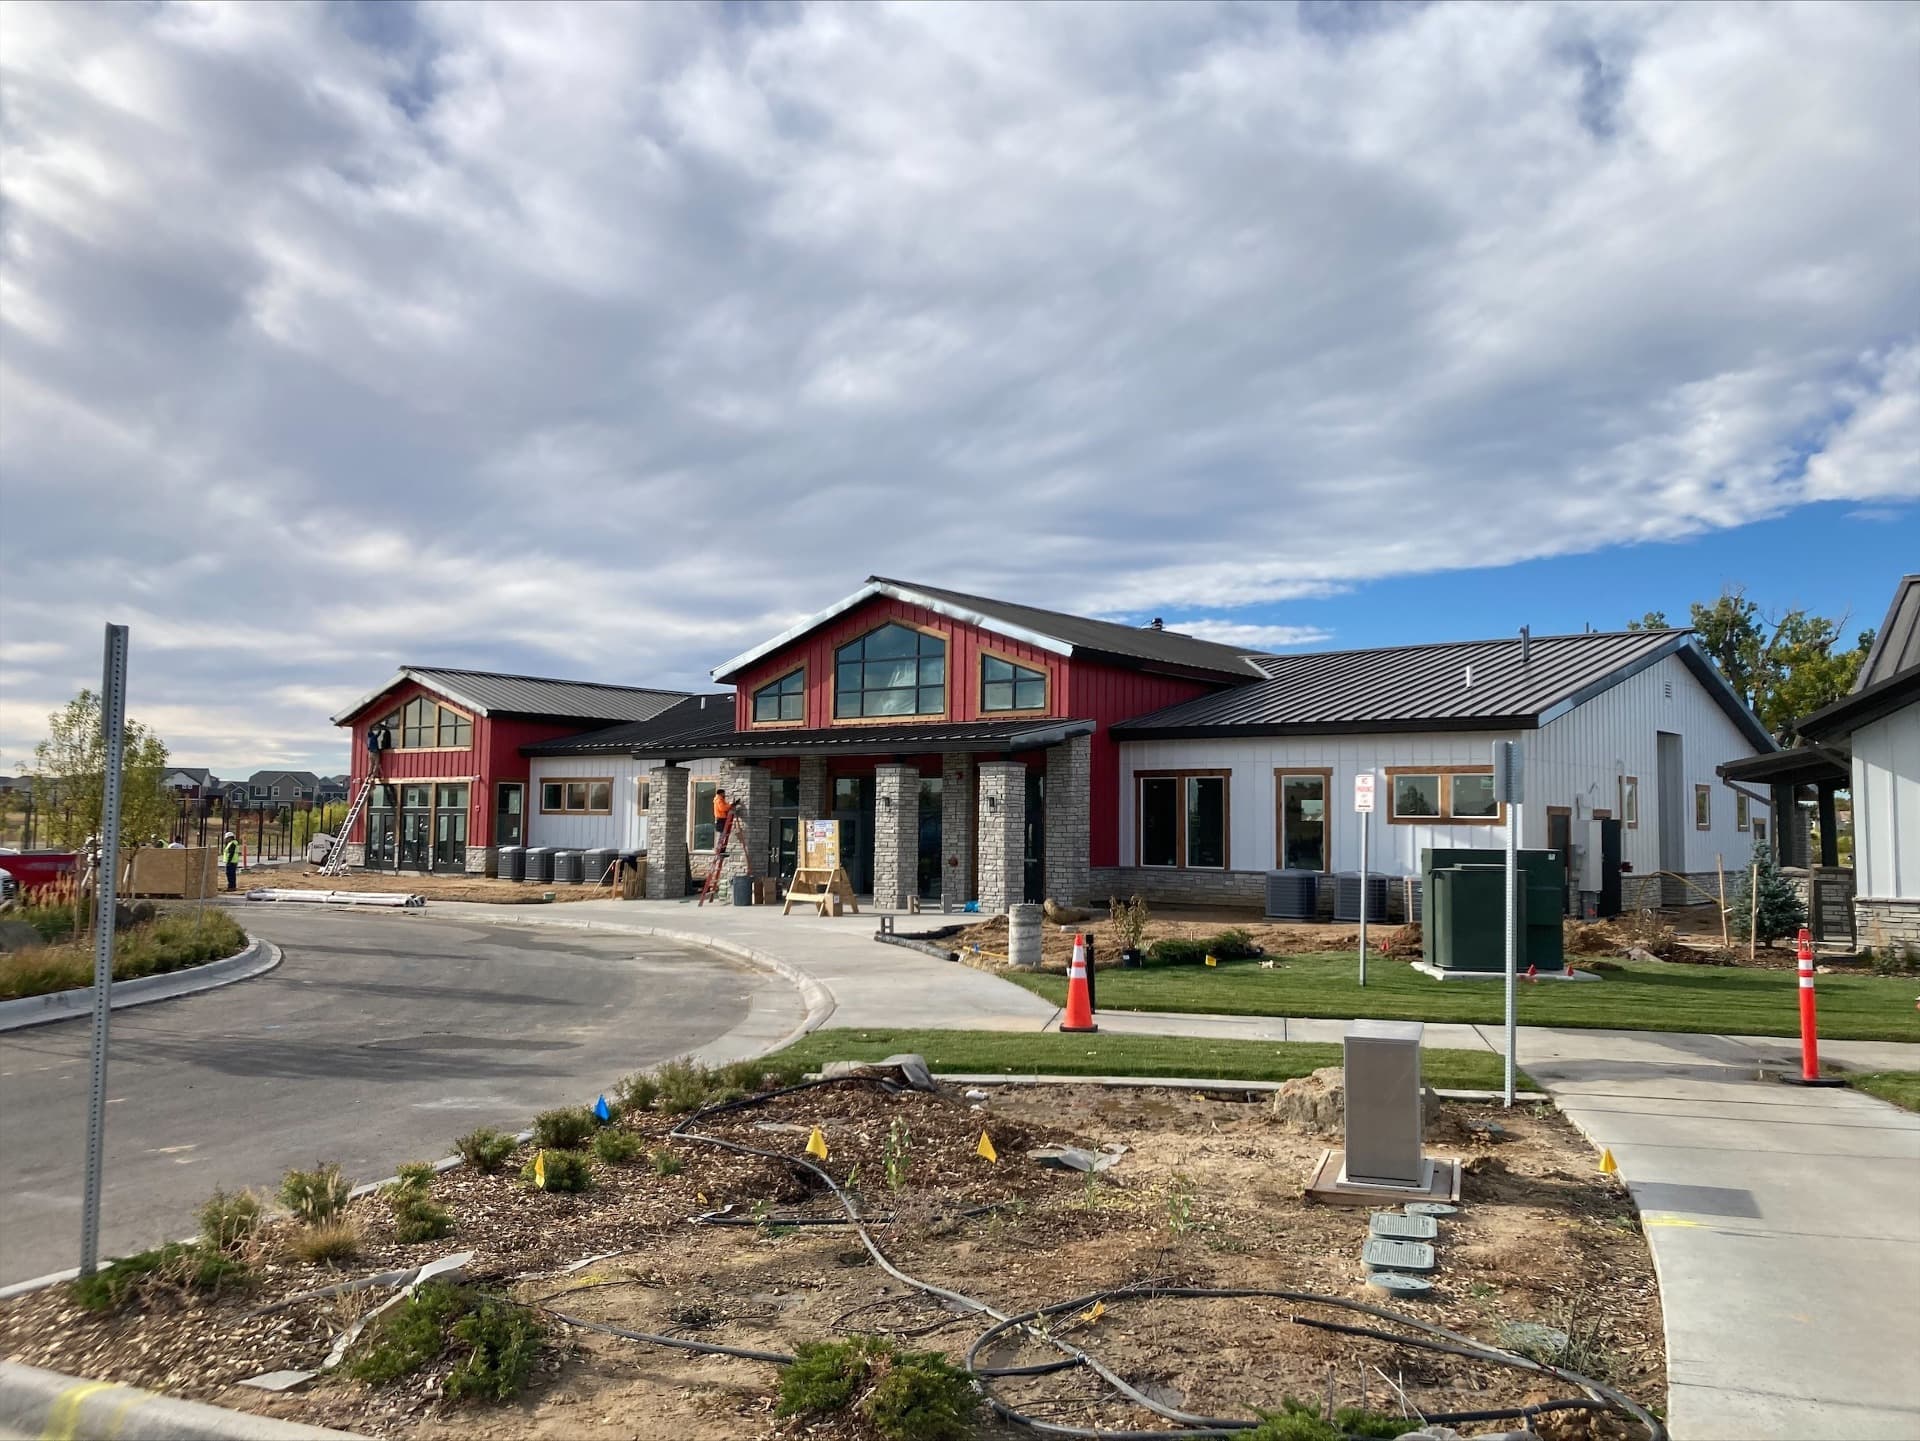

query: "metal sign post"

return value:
[1492, 740, 1523, 1108]
[80, 623, 130, 1276]
[1354, 771, 1376, 986]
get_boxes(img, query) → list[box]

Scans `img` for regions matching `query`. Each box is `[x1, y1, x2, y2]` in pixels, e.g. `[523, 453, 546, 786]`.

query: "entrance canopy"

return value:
[643, 717, 1095, 761]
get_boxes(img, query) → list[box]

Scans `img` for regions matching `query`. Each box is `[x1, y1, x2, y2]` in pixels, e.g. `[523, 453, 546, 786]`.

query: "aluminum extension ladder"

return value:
[318, 775, 378, 876]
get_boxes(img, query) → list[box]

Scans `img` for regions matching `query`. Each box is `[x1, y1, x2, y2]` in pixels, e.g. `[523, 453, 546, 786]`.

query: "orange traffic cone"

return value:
[1061, 932, 1097, 1033]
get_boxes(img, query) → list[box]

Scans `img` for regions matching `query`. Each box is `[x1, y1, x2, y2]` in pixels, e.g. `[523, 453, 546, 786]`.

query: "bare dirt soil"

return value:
[944, 911, 1386, 972]
[237, 869, 617, 906]
[0, 1076, 1663, 1440]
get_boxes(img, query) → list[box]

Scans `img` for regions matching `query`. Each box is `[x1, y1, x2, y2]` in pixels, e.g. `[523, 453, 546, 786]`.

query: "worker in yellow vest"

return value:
[222, 832, 241, 892]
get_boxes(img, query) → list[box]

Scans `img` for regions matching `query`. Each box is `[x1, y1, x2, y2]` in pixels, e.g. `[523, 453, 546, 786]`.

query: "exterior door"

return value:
[1023, 769, 1046, 904]
[434, 784, 469, 873]
[495, 783, 524, 847]
[1546, 807, 1572, 917]
[917, 776, 944, 901]
[366, 807, 395, 870]
[1277, 772, 1329, 871]
[1656, 731, 1685, 905]
[771, 816, 799, 888]
[832, 776, 874, 895]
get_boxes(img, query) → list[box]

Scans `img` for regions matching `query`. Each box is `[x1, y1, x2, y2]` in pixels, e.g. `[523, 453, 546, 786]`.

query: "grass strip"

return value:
[1850, 1071, 1920, 1113]
[761, 1027, 1525, 1091]
[1001, 952, 1920, 1043]
[0, 909, 249, 1000]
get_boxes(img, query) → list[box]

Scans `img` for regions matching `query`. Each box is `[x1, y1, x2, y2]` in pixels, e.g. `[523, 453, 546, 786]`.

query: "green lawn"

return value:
[1851, 1071, 1920, 1112]
[761, 1027, 1524, 1091]
[1003, 953, 1920, 1043]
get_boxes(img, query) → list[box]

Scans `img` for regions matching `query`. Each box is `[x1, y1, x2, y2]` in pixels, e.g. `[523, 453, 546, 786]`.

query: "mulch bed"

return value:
[0, 1078, 1665, 1440]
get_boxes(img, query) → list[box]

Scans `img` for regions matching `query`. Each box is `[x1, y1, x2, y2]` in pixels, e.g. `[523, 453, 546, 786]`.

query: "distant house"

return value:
[162, 767, 217, 797]
[247, 770, 321, 807]
[0, 776, 25, 794]
[314, 775, 351, 805]
[219, 780, 253, 810]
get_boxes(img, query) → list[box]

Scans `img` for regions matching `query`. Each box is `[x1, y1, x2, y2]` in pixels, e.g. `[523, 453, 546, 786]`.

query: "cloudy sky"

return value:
[1, 0, 1915, 778]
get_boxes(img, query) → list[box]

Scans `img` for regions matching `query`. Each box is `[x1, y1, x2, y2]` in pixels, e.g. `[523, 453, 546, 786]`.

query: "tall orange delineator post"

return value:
[1782, 926, 1844, 1088]
[1060, 932, 1097, 1034]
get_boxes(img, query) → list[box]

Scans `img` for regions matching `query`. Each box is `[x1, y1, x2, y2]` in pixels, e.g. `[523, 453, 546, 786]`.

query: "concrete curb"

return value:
[0, 1359, 359, 1440]
[0, 937, 280, 1034]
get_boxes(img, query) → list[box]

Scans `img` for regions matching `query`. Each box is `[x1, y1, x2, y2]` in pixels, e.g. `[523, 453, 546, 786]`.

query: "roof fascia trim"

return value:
[330, 668, 494, 726]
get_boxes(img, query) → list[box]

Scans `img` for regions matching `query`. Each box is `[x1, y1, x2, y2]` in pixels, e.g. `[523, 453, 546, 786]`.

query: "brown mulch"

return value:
[0, 1080, 1664, 1440]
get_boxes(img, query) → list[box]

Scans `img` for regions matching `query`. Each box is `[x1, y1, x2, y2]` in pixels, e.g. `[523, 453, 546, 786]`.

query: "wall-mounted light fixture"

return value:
[879, 794, 893, 810]
[985, 794, 999, 814]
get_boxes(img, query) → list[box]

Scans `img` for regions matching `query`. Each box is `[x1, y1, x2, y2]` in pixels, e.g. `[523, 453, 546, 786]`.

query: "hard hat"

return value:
[224, 831, 236, 838]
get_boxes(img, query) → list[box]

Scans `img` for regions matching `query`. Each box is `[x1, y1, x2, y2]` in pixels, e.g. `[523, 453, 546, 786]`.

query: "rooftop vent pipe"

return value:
[1520, 624, 1532, 663]
[1463, 664, 1474, 689]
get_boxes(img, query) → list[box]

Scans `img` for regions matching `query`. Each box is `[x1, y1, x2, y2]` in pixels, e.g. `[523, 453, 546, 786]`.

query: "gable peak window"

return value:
[392, 697, 472, 750]
[834, 623, 945, 720]
[753, 668, 806, 724]
[981, 654, 1046, 712]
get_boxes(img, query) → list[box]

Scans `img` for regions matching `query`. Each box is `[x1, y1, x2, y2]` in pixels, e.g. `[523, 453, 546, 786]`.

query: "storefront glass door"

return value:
[399, 784, 431, 870]
[917, 777, 943, 900]
[495, 783, 523, 848]
[434, 784, 469, 872]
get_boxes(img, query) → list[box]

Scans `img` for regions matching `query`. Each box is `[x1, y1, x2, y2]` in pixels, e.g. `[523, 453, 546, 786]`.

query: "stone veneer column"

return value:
[941, 753, 976, 908]
[872, 764, 920, 911]
[797, 758, 827, 822]
[645, 764, 689, 900]
[975, 760, 1026, 915]
[1044, 735, 1091, 906]
[716, 760, 769, 902]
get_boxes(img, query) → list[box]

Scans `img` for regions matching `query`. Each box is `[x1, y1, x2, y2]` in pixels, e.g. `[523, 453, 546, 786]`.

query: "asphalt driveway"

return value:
[0, 907, 797, 1285]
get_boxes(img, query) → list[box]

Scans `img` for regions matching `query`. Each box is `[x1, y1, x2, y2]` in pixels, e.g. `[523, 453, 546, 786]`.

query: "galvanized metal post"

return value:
[1357, 810, 1369, 987]
[80, 623, 130, 1276]
[1493, 740, 1523, 1109]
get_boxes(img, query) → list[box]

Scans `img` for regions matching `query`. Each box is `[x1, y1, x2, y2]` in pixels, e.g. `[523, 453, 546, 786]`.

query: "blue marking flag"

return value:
[593, 1094, 612, 1123]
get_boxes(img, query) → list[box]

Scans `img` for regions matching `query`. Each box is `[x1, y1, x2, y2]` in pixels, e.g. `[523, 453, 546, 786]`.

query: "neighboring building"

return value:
[331, 667, 696, 874]
[314, 775, 350, 805]
[161, 767, 217, 797]
[248, 770, 321, 806]
[1110, 628, 1773, 910]
[1794, 575, 1920, 950]
[218, 780, 253, 810]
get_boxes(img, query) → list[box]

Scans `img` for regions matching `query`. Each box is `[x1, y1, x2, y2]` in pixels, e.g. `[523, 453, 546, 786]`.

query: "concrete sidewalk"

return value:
[413, 896, 1920, 1441]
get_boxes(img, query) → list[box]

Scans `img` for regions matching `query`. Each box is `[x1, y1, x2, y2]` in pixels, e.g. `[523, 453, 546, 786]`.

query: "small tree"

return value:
[26, 690, 174, 851]
[1732, 841, 1806, 946]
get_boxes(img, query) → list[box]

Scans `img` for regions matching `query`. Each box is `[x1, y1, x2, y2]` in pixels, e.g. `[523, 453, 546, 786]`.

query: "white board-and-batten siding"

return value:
[1851, 704, 1920, 901]
[1115, 654, 1767, 879]
[526, 756, 650, 852]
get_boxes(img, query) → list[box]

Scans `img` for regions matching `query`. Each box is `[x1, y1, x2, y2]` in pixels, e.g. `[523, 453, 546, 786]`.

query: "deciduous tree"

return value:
[26, 690, 175, 851]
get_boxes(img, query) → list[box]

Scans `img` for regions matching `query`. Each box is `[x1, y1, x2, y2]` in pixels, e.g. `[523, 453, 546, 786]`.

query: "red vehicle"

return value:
[0, 849, 80, 892]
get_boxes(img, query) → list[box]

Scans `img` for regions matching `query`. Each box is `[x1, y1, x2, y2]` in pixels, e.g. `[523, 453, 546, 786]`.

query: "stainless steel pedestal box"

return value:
[1342, 1019, 1427, 1188]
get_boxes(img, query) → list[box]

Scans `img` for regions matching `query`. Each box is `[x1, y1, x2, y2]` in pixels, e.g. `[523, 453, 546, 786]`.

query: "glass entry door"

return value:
[434, 784, 469, 872]
[495, 783, 524, 847]
[917, 776, 943, 900]
[1278, 773, 1329, 871]
[1023, 770, 1046, 904]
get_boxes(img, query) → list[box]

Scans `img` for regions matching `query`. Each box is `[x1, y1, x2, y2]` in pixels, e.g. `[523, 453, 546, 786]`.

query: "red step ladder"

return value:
[697, 811, 750, 905]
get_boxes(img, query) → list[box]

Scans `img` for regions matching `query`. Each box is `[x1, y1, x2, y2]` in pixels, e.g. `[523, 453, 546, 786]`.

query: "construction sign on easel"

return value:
[785, 820, 858, 916]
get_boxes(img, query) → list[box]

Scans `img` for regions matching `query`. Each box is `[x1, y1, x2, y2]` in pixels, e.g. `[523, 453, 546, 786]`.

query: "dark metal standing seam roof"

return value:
[521, 695, 738, 756]
[866, 577, 1273, 678]
[644, 717, 1098, 760]
[333, 667, 693, 725]
[1111, 629, 1775, 749]
[1856, 574, 1920, 690]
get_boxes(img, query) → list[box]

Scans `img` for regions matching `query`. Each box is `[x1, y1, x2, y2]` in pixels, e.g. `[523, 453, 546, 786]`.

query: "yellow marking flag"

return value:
[976, 1131, 998, 1164]
[806, 1126, 829, 1161]
[1597, 1147, 1618, 1174]
[1204, 954, 1218, 967]
[532, 1149, 547, 1190]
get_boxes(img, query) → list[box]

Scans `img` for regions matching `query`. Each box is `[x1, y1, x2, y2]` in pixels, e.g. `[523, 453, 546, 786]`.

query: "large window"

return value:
[834, 623, 945, 719]
[540, 778, 613, 815]
[393, 697, 472, 750]
[1137, 772, 1229, 869]
[690, 778, 719, 852]
[1276, 771, 1329, 871]
[981, 654, 1046, 712]
[1386, 767, 1501, 825]
[753, 668, 806, 724]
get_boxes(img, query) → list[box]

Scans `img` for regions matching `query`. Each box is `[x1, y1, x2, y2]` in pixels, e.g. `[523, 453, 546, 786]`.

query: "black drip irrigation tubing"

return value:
[526, 1075, 1667, 1441]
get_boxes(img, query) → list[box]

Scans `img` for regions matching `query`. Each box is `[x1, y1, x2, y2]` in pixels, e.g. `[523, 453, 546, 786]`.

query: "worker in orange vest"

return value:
[712, 788, 733, 850]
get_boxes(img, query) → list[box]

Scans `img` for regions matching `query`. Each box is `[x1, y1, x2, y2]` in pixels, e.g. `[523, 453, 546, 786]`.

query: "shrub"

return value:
[446, 1295, 546, 1402]
[776, 1336, 976, 1441]
[649, 1148, 683, 1176]
[350, 1281, 464, 1385]
[69, 1242, 249, 1312]
[591, 1128, 645, 1164]
[717, 1056, 805, 1094]
[1109, 894, 1151, 951]
[1242, 1400, 1422, 1441]
[454, 1128, 517, 1174]
[391, 1192, 454, 1244]
[197, 1188, 263, 1252]
[289, 1220, 361, 1265]
[280, 1163, 351, 1225]
[1147, 929, 1261, 966]
[1731, 842, 1807, 945]
[522, 1148, 593, 1193]
[531, 1107, 595, 1150]
[613, 1072, 659, 1115]
[654, 1058, 727, 1115]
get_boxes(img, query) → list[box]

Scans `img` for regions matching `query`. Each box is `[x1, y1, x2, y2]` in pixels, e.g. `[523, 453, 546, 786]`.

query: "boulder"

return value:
[0, 920, 46, 953]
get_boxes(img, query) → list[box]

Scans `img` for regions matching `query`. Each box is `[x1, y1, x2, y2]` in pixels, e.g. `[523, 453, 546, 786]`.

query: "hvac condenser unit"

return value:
[1342, 1019, 1430, 1189]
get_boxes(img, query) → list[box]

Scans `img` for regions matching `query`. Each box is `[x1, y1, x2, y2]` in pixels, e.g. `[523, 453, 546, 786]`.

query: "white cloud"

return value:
[1155, 621, 1333, 651]
[0, 0, 1915, 771]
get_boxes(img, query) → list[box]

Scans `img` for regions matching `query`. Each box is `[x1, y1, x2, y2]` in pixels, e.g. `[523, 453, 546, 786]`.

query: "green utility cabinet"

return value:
[1421, 848, 1567, 973]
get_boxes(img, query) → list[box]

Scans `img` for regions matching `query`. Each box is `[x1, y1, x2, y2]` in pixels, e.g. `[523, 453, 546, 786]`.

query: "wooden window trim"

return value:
[749, 665, 809, 730]
[978, 646, 1050, 716]
[1694, 784, 1712, 831]
[538, 776, 615, 816]
[829, 619, 951, 726]
[1272, 767, 1333, 873]
[1383, 765, 1506, 826]
[1134, 768, 1232, 870]
[1619, 775, 1639, 829]
[392, 698, 475, 752]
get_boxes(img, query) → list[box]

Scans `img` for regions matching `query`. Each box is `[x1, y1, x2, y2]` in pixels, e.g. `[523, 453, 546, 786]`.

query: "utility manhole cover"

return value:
[1361, 1239, 1436, 1272]
[1366, 1272, 1434, 1296]
[1370, 1212, 1438, 1241]
[1407, 1202, 1458, 1217]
